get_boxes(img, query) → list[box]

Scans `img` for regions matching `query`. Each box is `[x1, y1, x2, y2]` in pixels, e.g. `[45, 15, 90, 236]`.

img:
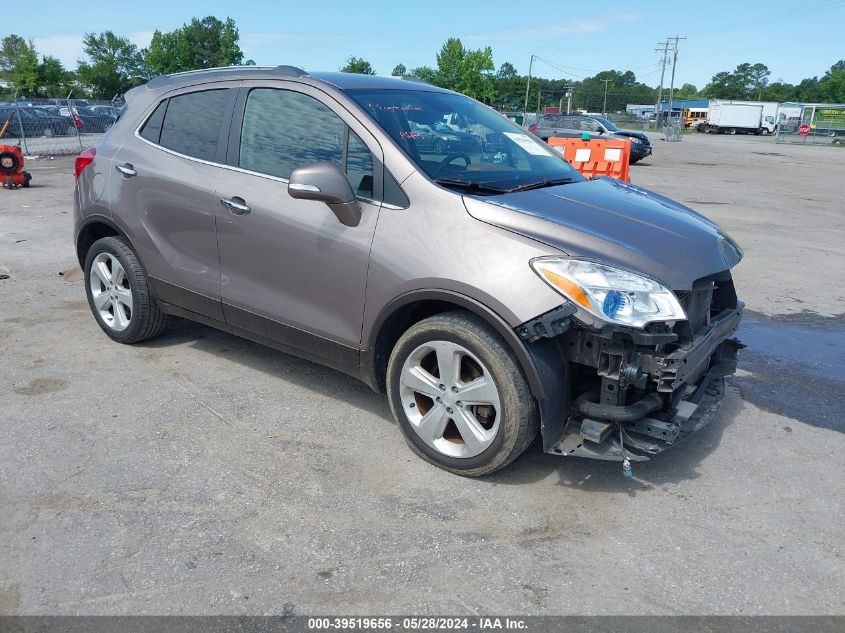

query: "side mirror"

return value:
[288, 161, 362, 227]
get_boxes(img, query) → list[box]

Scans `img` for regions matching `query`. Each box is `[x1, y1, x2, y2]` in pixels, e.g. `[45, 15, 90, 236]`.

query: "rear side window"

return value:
[239, 88, 373, 197]
[139, 100, 167, 143]
[158, 90, 228, 162]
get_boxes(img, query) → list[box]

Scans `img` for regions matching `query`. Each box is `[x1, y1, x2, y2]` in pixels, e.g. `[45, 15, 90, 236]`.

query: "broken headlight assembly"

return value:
[530, 258, 686, 329]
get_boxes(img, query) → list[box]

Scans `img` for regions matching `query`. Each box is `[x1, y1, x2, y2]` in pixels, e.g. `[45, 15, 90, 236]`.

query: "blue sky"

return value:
[17, 0, 845, 89]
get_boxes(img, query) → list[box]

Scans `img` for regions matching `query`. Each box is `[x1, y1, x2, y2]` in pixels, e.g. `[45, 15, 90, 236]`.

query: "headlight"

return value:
[530, 258, 686, 328]
[628, 136, 641, 144]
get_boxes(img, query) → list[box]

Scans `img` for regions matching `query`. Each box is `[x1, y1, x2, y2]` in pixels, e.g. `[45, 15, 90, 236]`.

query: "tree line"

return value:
[2, 17, 844, 108]
[672, 61, 845, 104]
[0, 17, 252, 100]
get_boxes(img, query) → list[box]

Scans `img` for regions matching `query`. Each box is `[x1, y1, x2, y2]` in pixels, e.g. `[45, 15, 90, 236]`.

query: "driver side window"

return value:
[239, 88, 373, 198]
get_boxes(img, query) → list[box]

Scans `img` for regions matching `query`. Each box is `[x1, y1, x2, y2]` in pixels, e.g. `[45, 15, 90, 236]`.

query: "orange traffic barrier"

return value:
[547, 137, 631, 182]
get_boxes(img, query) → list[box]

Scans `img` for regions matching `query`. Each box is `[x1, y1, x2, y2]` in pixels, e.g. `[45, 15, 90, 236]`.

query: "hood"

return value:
[463, 177, 742, 291]
[616, 129, 649, 141]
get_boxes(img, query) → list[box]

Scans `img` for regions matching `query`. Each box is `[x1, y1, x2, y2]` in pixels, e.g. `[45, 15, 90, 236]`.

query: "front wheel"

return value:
[760, 128, 769, 136]
[84, 236, 167, 344]
[386, 312, 538, 476]
[728, 128, 737, 135]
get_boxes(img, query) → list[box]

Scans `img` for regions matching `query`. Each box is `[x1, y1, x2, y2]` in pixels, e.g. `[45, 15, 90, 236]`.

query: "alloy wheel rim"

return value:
[89, 252, 133, 331]
[399, 340, 501, 459]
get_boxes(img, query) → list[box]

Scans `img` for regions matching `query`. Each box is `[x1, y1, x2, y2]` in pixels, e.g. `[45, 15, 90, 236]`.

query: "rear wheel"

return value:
[84, 236, 167, 344]
[387, 311, 538, 476]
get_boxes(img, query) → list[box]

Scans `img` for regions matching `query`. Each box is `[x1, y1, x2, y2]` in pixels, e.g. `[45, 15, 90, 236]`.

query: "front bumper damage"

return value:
[519, 292, 743, 463]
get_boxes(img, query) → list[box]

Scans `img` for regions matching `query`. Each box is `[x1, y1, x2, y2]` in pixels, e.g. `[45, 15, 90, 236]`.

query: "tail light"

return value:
[75, 147, 96, 180]
[529, 125, 538, 133]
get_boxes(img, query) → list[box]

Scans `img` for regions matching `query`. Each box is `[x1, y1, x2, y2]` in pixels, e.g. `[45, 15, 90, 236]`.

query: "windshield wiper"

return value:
[433, 178, 508, 194]
[504, 178, 575, 193]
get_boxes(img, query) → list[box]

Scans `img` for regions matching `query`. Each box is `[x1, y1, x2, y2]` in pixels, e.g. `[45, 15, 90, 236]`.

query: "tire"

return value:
[83, 236, 167, 344]
[760, 128, 769, 136]
[386, 311, 538, 476]
[728, 128, 737, 135]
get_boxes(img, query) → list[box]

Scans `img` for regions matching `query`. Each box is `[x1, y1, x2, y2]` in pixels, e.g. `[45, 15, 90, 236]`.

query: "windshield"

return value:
[592, 116, 620, 132]
[348, 89, 582, 192]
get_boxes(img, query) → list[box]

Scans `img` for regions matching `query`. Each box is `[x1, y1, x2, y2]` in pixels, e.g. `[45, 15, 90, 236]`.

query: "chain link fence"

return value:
[776, 104, 845, 145]
[0, 97, 123, 157]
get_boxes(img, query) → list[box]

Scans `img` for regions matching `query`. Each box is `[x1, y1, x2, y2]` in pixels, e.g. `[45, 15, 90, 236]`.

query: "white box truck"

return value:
[705, 101, 764, 135]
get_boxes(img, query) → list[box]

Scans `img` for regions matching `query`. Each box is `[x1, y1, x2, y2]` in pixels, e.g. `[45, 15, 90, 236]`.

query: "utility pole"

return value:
[601, 79, 612, 116]
[655, 40, 671, 125]
[566, 84, 573, 113]
[523, 54, 535, 128]
[666, 35, 687, 125]
[537, 89, 542, 115]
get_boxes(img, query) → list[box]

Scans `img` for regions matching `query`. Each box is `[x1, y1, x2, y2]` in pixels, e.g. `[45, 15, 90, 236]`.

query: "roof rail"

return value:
[402, 76, 432, 85]
[273, 65, 308, 78]
[146, 65, 309, 89]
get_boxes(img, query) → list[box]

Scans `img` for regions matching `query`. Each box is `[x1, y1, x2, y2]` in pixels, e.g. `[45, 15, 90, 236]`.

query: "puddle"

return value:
[733, 310, 845, 432]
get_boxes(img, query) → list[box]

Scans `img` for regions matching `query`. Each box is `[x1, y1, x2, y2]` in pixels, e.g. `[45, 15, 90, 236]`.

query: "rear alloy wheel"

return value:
[387, 312, 538, 476]
[84, 236, 167, 344]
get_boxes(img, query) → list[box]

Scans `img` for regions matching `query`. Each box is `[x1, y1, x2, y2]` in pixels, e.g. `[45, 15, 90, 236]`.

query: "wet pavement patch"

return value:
[733, 310, 845, 432]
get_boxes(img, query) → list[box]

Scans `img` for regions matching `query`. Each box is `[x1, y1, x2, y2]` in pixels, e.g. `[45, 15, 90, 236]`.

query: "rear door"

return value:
[215, 82, 383, 368]
[110, 84, 238, 320]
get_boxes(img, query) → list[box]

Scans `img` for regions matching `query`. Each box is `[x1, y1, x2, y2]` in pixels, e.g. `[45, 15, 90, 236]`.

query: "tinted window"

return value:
[240, 89, 344, 179]
[347, 130, 373, 197]
[239, 88, 373, 197]
[140, 100, 167, 143]
[553, 116, 579, 129]
[159, 90, 228, 161]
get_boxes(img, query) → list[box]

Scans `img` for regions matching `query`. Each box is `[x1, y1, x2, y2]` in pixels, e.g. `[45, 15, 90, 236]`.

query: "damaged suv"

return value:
[74, 66, 743, 476]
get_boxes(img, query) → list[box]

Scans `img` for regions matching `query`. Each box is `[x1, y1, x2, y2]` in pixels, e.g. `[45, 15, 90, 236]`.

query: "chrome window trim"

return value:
[133, 99, 392, 198]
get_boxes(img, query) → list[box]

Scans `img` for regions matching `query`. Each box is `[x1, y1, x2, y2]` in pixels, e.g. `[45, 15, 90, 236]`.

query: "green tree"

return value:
[340, 56, 375, 74]
[0, 35, 39, 95]
[410, 66, 437, 83]
[77, 31, 144, 98]
[144, 17, 250, 75]
[37, 56, 71, 97]
[819, 60, 845, 102]
[456, 47, 495, 103]
[434, 37, 465, 90]
[701, 63, 770, 99]
[391, 63, 407, 77]
[674, 83, 699, 99]
[431, 38, 496, 102]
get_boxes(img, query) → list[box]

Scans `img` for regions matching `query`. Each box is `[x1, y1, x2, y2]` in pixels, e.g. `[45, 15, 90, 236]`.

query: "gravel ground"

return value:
[0, 133, 843, 616]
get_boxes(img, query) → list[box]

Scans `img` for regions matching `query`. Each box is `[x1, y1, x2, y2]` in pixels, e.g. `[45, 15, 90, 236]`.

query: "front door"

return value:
[215, 84, 383, 369]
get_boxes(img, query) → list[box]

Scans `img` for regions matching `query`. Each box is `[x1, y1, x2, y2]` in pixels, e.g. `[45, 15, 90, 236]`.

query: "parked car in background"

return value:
[52, 106, 117, 133]
[407, 120, 480, 153]
[89, 104, 123, 119]
[30, 107, 78, 136]
[530, 114, 653, 163]
[0, 106, 76, 138]
[74, 66, 743, 477]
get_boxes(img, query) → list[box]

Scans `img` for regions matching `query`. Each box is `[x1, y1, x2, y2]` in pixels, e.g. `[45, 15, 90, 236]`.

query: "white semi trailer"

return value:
[705, 101, 765, 135]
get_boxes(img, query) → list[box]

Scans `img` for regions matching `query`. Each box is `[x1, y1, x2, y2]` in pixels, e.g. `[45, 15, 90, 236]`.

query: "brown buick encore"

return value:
[73, 66, 743, 476]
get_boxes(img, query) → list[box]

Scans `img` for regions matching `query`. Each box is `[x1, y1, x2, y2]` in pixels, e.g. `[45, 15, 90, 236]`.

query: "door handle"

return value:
[220, 196, 251, 215]
[115, 163, 136, 178]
